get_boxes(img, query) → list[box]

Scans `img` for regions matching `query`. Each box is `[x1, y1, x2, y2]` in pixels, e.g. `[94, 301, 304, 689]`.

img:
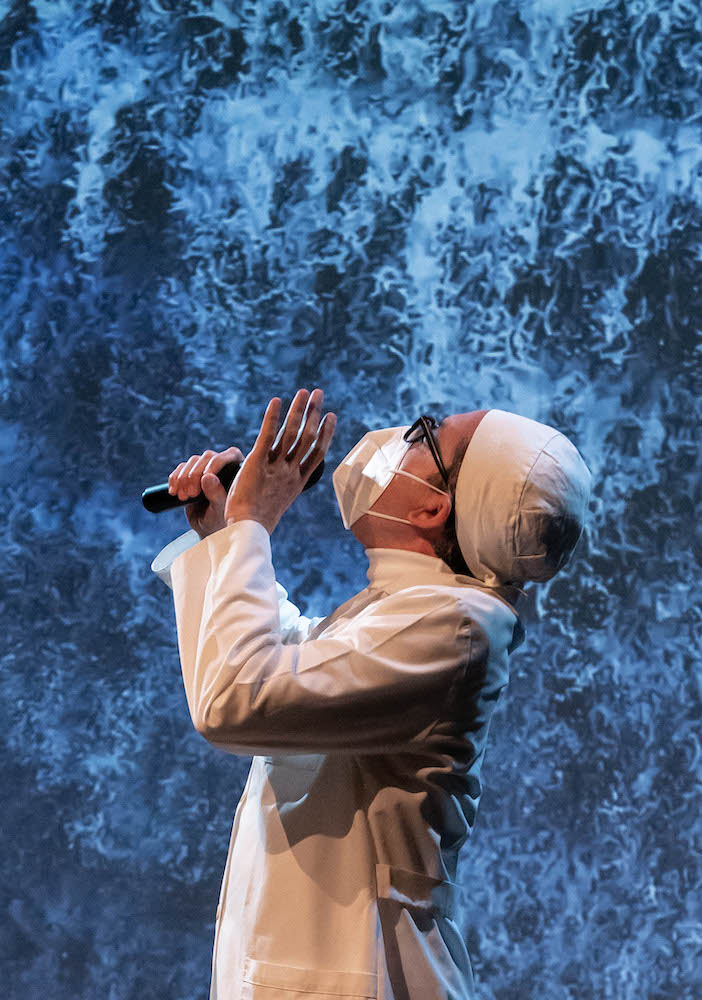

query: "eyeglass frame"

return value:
[402, 415, 450, 489]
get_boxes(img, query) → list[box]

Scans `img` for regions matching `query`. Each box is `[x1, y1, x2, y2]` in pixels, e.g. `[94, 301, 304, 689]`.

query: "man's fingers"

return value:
[200, 447, 245, 498]
[251, 396, 283, 457]
[205, 446, 245, 475]
[299, 411, 337, 479]
[173, 452, 214, 498]
[168, 462, 187, 494]
[184, 450, 218, 497]
[250, 389, 333, 480]
[170, 447, 244, 499]
[270, 389, 310, 460]
[286, 388, 323, 460]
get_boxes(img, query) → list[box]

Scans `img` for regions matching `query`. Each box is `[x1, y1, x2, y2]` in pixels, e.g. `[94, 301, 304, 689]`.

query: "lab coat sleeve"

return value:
[151, 527, 323, 644]
[169, 519, 471, 756]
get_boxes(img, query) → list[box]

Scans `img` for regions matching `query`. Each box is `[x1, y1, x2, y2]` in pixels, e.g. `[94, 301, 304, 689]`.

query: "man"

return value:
[151, 388, 591, 1000]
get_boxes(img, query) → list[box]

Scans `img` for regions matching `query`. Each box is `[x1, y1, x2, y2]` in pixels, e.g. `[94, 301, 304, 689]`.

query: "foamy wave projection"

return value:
[0, 1, 698, 996]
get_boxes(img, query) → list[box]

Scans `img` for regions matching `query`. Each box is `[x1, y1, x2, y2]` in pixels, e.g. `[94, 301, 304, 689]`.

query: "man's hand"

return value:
[168, 446, 246, 539]
[224, 387, 336, 534]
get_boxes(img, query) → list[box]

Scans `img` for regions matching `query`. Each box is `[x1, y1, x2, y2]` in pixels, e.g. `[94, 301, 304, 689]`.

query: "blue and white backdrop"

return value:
[0, 1, 699, 997]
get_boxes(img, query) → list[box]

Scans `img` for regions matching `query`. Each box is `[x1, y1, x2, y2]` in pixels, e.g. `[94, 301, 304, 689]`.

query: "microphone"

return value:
[142, 459, 325, 513]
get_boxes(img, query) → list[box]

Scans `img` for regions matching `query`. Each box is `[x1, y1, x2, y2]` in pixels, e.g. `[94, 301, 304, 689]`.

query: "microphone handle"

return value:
[142, 459, 325, 513]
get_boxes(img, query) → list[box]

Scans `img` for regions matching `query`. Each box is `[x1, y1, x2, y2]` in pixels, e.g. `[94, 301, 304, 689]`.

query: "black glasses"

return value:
[403, 415, 450, 488]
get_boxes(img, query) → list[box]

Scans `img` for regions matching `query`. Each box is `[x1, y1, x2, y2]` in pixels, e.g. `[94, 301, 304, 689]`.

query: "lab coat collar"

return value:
[365, 547, 469, 592]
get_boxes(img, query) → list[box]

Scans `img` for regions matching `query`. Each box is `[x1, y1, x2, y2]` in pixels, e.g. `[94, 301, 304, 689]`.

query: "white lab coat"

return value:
[151, 520, 525, 1000]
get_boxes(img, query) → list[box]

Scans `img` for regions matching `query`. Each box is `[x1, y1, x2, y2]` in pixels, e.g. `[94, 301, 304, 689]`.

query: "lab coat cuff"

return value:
[151, 527, 203, 589]
[152, 522, 291, 615]
[172, 517, 278, 615]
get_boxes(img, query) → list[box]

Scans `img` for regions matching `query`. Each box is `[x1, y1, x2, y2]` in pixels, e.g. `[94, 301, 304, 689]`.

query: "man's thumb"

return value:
[201, 473, 224, 498]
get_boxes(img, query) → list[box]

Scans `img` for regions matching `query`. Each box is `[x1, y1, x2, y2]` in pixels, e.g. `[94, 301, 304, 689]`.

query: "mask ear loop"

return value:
[364, 511, 414, 524]
[392, 468, 453, 504]
[365, 469, 453, 524]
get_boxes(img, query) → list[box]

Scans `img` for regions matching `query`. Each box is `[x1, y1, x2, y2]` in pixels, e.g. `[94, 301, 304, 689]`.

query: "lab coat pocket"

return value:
[375, 863, 463, 917]
[242, 957, 378, 998]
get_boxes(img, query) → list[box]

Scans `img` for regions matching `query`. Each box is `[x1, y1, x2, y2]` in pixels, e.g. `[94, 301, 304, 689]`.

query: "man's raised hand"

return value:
[224, 388, 336, 534]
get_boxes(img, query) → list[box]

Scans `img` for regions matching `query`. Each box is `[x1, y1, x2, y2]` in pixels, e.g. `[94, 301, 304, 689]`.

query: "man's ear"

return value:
[407, 494, 452, 529]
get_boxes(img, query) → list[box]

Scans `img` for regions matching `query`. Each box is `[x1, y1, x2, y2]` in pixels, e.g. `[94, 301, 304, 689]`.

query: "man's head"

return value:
[340, 407, 592, 587]
[349, 410, 489, 577]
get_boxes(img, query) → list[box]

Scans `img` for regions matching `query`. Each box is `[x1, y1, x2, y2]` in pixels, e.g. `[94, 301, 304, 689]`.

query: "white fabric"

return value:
[332, 425, 451, 527]
[454, 408, 592, 587]
[151, 521, 525, 999]
[151, 526, 321, 641]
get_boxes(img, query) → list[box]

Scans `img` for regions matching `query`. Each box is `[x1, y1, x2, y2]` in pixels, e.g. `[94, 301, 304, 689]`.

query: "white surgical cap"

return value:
[454, 408, 592, 588]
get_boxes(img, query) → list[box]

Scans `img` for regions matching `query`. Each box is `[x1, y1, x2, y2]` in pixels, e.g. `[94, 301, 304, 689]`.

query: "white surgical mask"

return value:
[332, 425, 452, 529]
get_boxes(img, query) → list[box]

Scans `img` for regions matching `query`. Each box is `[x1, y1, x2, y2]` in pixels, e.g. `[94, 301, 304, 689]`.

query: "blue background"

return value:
[1, 1, 699, 997]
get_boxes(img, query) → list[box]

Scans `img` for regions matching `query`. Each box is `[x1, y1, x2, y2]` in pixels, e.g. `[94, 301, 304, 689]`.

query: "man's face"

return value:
[351, 409, 489, 536]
